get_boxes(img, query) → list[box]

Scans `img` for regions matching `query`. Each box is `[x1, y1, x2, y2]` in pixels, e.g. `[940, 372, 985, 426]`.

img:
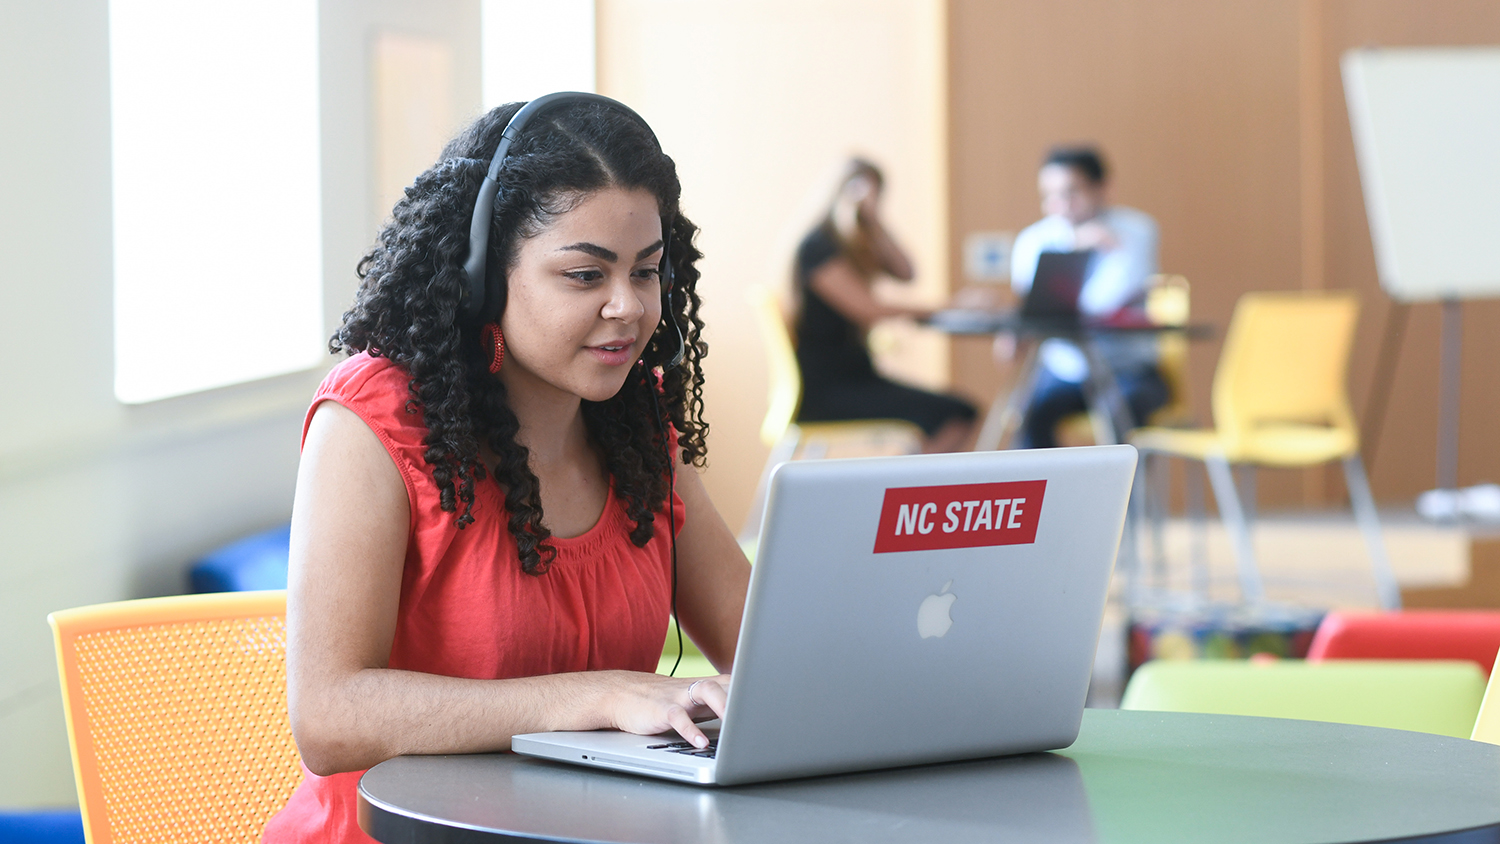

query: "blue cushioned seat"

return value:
[188, 523, 292, 593]
[0, 808, 86, 844]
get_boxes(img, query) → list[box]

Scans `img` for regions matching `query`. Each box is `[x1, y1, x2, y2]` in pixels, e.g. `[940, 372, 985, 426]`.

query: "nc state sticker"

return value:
[873, 480, 1046, 553]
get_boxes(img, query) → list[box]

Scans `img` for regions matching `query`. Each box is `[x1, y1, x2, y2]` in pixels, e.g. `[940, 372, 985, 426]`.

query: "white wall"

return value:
[0, 0, 480, 808]
[480, 0, 595, 105]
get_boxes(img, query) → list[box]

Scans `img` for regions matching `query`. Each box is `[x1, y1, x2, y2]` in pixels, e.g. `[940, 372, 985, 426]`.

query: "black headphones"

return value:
[461, 91, 685, 371]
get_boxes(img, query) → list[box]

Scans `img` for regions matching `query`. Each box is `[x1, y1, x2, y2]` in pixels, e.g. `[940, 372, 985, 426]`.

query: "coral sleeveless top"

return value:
[262, 353, 682, 843]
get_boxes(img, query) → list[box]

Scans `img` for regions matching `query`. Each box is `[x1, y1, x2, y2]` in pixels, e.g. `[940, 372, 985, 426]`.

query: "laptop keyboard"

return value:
[646, 739, 717, 759]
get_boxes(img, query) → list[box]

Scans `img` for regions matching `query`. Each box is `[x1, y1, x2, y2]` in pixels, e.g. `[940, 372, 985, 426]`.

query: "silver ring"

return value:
[687, 679, 706, 706]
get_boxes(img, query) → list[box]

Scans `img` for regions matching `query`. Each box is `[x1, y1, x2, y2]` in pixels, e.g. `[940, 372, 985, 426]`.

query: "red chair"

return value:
[1306, 610, 1500, 675]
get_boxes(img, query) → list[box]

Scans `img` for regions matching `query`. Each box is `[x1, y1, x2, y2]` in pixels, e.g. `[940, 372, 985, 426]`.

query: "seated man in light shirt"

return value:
[1009, 146, 1168, 448]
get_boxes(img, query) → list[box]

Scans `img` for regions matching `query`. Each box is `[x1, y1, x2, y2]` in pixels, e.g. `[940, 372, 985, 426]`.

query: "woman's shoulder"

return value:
[304, 352, 426, 449]
[316, 352, 413, 406]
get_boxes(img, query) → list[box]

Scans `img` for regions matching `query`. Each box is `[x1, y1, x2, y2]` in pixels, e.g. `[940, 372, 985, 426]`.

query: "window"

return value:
[110, 0, 323, 404]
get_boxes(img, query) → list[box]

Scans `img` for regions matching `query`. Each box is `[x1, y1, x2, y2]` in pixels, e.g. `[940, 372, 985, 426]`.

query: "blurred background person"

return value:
[793, 159, 976, 453]
[1009, 146, 1166, 449]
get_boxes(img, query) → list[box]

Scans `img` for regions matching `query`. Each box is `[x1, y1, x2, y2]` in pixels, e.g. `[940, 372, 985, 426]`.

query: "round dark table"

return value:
[358, 709, 1500, 843]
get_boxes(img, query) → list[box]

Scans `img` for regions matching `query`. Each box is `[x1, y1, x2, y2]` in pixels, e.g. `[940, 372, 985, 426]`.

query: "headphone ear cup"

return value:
[659, 218, 675, 294]
[657, 288, 686, 372]
[653, 218, 684, 370]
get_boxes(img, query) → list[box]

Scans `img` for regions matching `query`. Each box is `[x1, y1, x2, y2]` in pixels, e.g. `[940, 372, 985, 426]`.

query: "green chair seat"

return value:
[1121, 659, 1486, 738]
[657, 617, 718, 677]
[652, 539, 755, 678]
[656, 653, 718, 678]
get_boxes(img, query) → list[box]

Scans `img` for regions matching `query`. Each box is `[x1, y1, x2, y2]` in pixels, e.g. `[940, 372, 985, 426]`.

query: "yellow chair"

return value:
[48, 590, 302, 844]
[1473, 648, 1500, 744]
[739, 285, 922, 542]
[1130, 291, 1401, 609]
[1143, 274, 1194, 428]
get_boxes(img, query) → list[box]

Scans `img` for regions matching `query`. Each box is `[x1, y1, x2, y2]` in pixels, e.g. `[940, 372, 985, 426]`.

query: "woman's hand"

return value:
[992, 333, 1018, 363]
[604, 672, 731, 749]
[949, 285, 1005, 311]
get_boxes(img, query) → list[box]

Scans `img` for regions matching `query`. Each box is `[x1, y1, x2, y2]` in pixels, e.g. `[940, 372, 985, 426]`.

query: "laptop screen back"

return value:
[713, 445, 1136, 785]
[1021, 251, 1093, 323]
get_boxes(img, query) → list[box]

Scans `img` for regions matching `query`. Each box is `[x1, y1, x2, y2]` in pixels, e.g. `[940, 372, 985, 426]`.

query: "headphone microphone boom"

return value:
[461, 91, 685, 371]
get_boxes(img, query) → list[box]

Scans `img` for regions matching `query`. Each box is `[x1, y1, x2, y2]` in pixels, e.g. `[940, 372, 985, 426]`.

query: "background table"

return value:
[358, 709, 1500, 844]
[925, 314, 1215, 449]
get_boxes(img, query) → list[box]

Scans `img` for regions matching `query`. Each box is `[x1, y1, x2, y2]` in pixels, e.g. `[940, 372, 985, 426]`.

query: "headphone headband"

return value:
[461, 92, 665, 325]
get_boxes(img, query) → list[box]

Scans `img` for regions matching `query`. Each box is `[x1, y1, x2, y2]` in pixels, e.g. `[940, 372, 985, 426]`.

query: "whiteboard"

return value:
[1343, 47, 1500, 302]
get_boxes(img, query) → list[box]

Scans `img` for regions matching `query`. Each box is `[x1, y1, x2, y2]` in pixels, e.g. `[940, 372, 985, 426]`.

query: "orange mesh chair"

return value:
[48, 590, 302, 844]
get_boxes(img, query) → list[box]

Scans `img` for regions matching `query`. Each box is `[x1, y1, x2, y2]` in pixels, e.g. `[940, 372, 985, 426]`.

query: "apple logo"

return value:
[917, 580, 956, 639]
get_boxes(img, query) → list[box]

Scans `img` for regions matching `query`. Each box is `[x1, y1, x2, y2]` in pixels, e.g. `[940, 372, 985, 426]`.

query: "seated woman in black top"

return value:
[794, 159, 976, 453]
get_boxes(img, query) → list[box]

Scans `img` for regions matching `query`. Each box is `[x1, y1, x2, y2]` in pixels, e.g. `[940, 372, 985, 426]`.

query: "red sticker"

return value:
[872, 480, 1047, 553]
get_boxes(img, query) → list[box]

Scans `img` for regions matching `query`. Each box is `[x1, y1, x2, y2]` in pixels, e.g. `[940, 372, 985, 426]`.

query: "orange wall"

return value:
[948, 0, 1500, 507]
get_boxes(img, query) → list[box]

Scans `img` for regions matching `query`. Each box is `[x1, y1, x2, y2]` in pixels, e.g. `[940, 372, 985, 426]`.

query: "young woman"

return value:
[793, 159, 976, 453]
[263, 97, 751, 842]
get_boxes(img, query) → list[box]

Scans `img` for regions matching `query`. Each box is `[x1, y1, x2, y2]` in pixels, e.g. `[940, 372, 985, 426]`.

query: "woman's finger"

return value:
[667, 704, 709, 748]
[693, 675, 730, 720]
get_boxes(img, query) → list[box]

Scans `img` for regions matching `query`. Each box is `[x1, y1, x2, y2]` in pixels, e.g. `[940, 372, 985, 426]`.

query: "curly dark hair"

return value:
[333, 100, 709, 575]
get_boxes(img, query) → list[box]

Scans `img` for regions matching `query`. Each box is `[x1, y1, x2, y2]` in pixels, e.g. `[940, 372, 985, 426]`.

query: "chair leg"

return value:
[1343, 455, 1402, 611]
[1121, 450, 1150, 604]
[1088, 406, 1115, 448]
[738, 427, 801, 545]
[1185, 462, 1209, 597]
[1204, 455, 1265, 603]
[1235, 465, 1257, 531]
[975, 389, 1013, 452]
[1147, 452, 1171, 592]
[976, 343, 1039, 450]
[1080, 342, 1131, 445]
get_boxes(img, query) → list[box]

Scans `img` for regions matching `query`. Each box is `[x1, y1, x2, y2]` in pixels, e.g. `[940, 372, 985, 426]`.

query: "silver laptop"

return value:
[512, 445, 1136, 786]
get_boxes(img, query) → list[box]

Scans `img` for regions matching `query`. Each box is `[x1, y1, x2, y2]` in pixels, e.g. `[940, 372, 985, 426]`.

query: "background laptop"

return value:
[512, 445, 1136, 786]
[925, 249, 1092, 334]
[1019, 250, 1093, 325]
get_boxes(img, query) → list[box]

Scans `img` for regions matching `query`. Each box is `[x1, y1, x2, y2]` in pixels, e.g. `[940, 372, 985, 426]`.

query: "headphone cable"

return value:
[648, 376, 684, 678]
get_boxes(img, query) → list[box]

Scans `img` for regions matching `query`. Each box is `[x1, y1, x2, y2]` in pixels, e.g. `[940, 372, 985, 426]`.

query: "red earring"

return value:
[480, 323, 505, 373]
